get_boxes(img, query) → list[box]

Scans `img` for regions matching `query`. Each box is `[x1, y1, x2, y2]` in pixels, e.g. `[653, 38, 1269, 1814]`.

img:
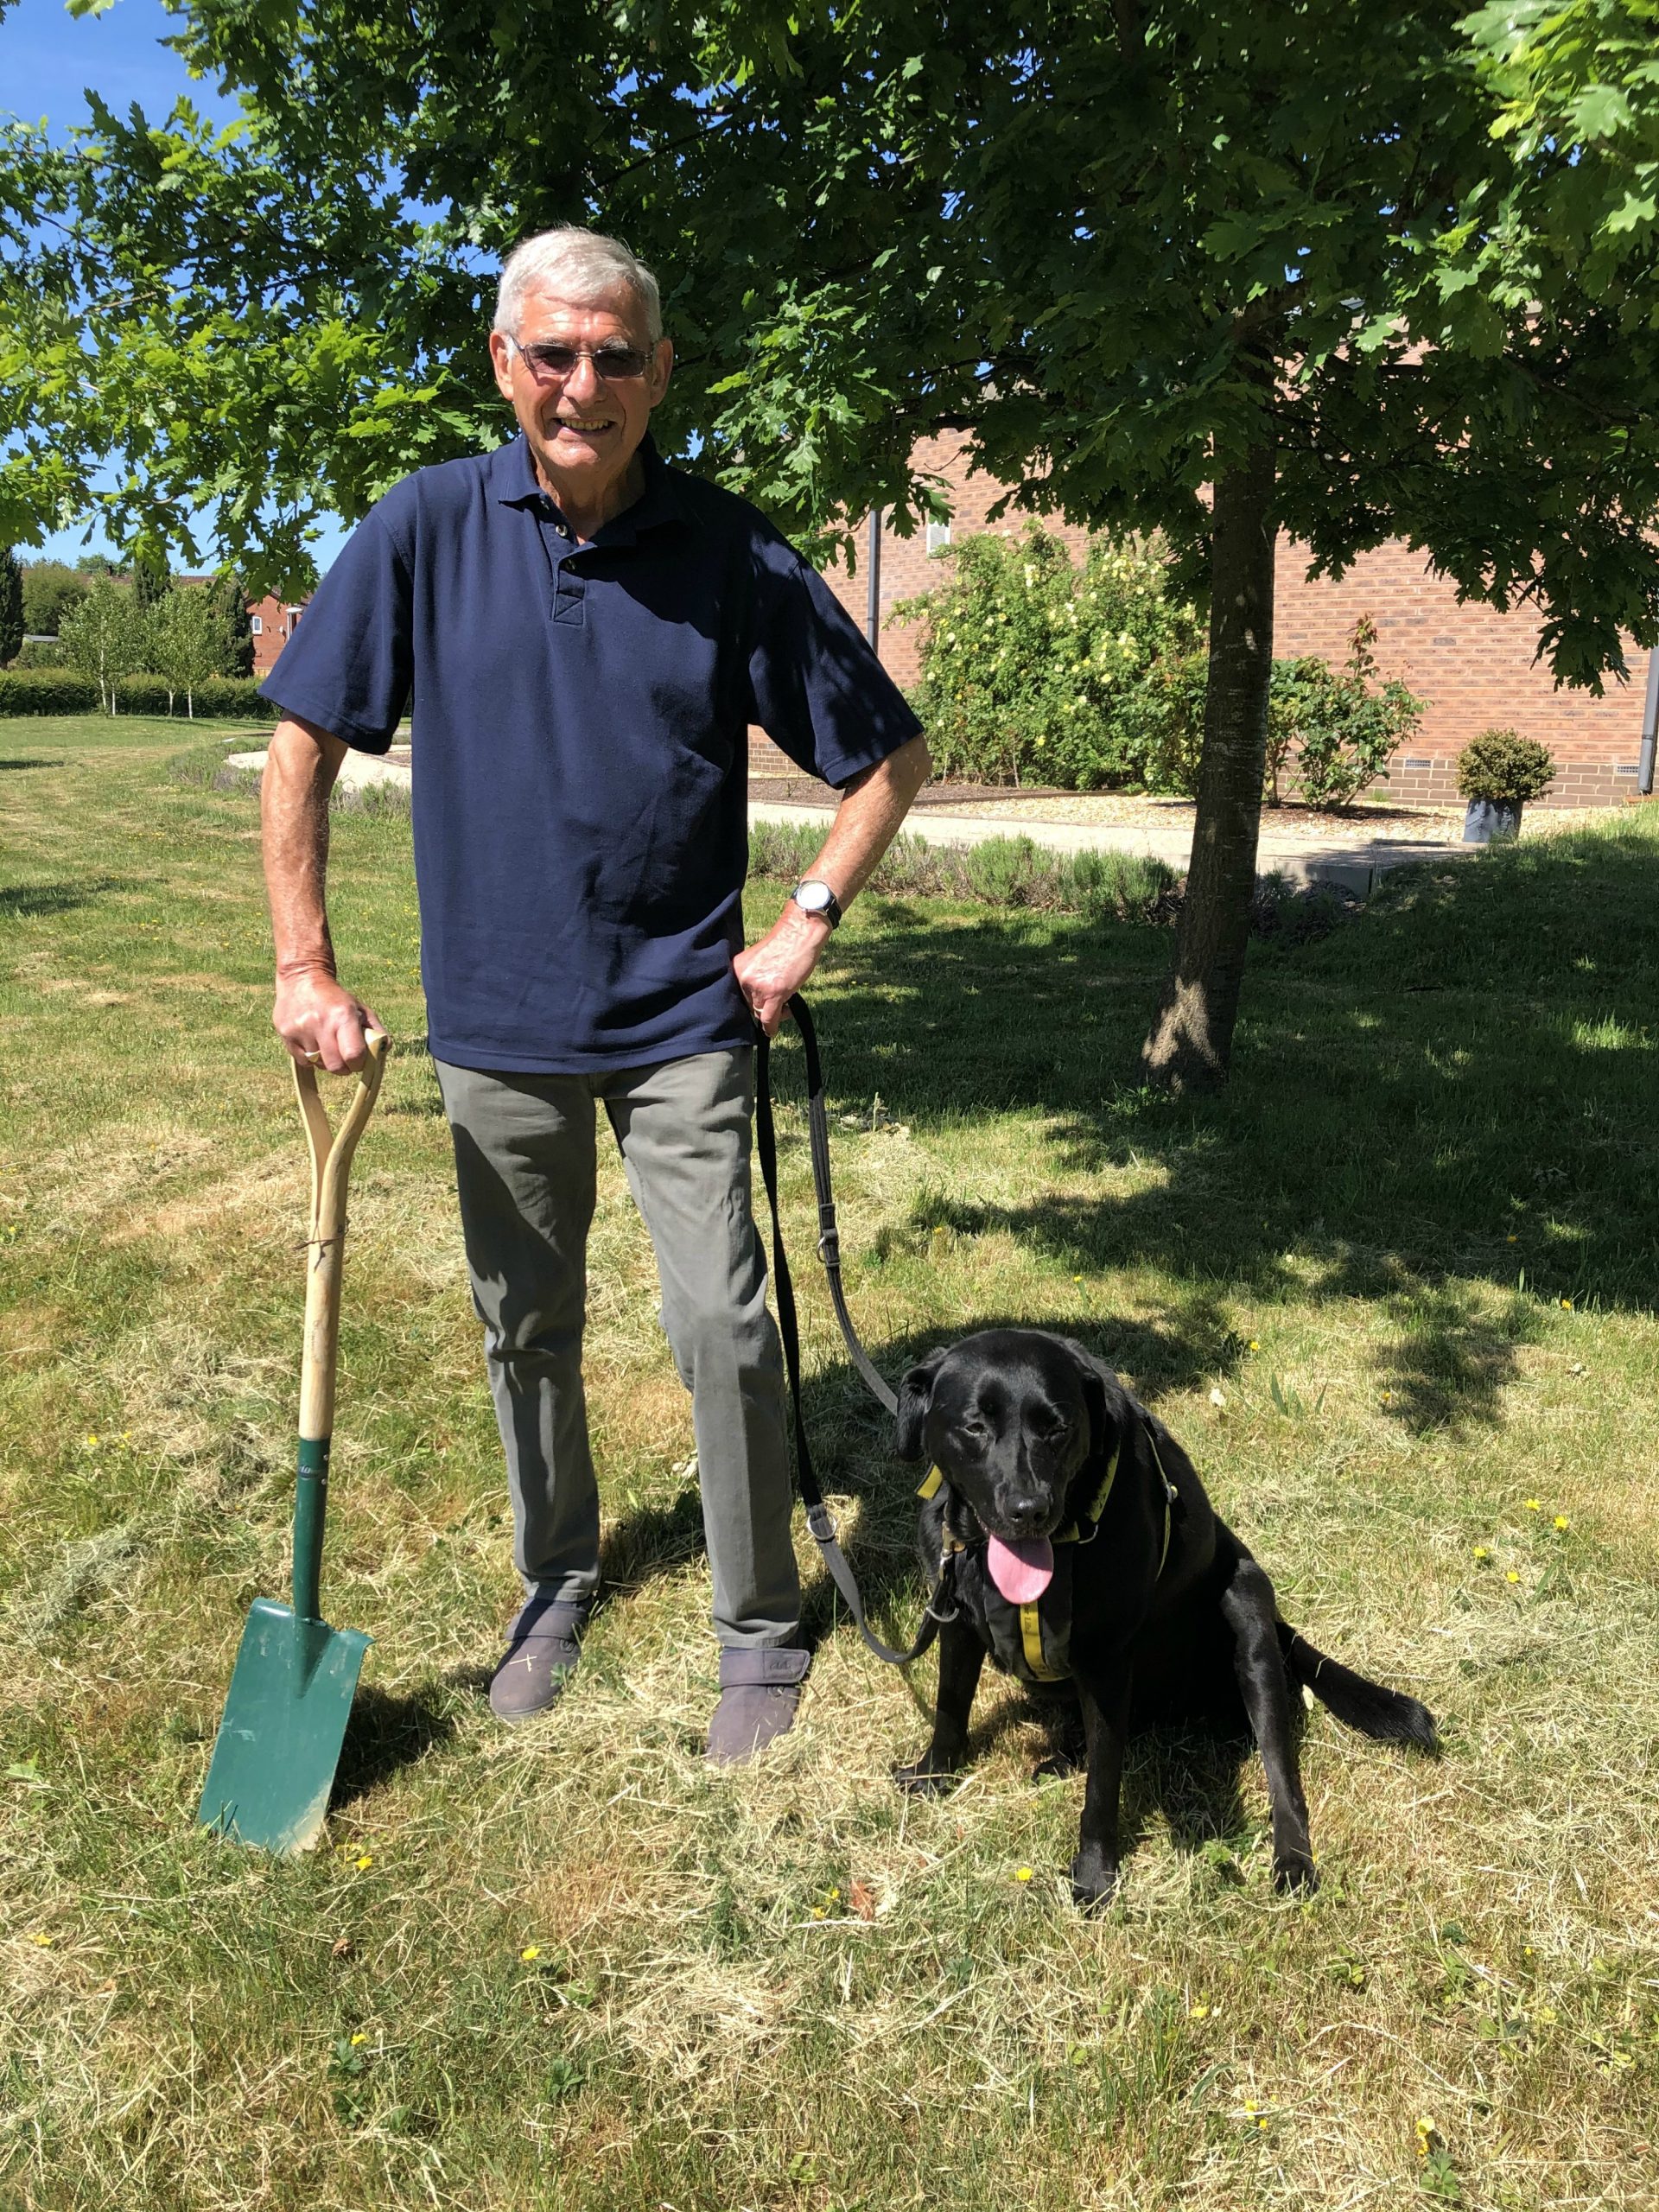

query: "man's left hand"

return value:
[734, 905, 831, 1037]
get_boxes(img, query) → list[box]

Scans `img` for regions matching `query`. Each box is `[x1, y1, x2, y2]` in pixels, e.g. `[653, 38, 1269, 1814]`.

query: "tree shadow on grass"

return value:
[332, 1680, 461, 1808]
[0, 875, 135, 918]
[773, 826, 1659, 1389]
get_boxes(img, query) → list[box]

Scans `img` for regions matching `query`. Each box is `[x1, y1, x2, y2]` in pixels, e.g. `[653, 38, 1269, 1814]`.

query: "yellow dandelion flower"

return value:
[1072, 1274, 1083, 1283]
[1560, 1297, 1573, 1310]
[1554, 1515, 1570, 1531]
[1506, 1570, 1522, 1585]
[1257, 2117, 1268, 2132]
[1248, 1339, 1259, 1351]
[1471, 1546, 1490, 1561]
[349, 2031, 368, 2047]
[354, 1853, 373, 1871]
[85, 1434, 99, 1448]
[520, 1946, 541, 1962]
[1505, 1234, 1517, 1243]
[1014, 1867, 1033, 1884]
[29, 1932, 51, 1948]
[810, 1907, 826, 1919]
[1524, 1498, 1541, 1512]
[1189, 2002, 1211, 2019]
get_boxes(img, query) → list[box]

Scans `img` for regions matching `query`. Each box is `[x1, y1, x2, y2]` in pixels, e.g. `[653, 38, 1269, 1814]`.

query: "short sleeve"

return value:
[744, 543, 923, 787]
[258, 507, 413, 753]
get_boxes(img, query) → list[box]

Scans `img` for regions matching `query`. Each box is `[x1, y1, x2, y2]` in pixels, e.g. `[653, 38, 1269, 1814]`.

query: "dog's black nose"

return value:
[1000, 1491, 1050, 1535]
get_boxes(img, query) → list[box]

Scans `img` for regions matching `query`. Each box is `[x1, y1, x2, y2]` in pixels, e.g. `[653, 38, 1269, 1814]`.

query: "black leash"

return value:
[753, 993, 949, 1668]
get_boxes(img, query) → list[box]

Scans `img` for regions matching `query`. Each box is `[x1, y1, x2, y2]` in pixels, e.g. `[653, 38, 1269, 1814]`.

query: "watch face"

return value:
[795, 881, 833, 914]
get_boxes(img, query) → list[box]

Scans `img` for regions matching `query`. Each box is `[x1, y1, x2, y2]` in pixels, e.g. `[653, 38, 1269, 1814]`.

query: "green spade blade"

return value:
[198, 1596, 371, 1854]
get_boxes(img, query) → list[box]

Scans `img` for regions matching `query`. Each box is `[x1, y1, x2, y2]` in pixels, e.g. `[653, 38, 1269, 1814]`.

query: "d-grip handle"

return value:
[290, 1033, 388, 1620]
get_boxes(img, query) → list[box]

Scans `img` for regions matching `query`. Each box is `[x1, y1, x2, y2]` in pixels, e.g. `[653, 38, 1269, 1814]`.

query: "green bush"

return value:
[190, 676, 269, 719]
[12, 639, 68, 669]
[1456, 727, 1557, 804]
[893, 526, 1204, 790]
[0, 668, 100, 715]
[1129, 617, 1424, 807]
[1278, 618, 1425, 807]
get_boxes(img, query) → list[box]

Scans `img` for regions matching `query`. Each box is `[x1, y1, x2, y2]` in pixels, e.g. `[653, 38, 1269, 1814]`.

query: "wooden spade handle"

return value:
[294, 1033, 389, 1445]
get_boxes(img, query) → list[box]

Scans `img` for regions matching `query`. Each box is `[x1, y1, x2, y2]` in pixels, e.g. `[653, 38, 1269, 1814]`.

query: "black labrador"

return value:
[893, 1328, 1437, 1907]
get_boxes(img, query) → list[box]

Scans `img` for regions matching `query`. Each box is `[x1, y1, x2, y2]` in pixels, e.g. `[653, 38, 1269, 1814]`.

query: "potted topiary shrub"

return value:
[1456, 727, 1557, 843]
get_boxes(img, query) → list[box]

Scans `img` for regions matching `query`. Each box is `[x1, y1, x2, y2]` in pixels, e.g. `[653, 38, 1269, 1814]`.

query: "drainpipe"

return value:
[866, 507, 882, 652]
[1639, 645, 1659, 796]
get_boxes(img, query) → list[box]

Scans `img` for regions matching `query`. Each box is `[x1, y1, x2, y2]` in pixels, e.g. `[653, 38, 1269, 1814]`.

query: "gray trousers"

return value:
[434, 1048, 800, 1649]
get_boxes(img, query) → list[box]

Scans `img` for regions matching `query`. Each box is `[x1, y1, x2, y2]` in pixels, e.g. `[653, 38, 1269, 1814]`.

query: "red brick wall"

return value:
[810, 435, 1653, 807]
[249, 594, 309, 679]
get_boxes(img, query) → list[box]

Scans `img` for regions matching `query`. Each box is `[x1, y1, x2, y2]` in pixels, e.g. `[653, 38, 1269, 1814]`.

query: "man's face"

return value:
[488, 283, 672, 514]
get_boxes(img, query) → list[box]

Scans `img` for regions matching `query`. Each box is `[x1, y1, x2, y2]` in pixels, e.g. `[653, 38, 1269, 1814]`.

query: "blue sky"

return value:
[3, 0, 352, 571]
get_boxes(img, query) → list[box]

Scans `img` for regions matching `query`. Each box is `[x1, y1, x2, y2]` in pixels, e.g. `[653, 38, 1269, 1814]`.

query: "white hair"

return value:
[493, 226, 664, 343]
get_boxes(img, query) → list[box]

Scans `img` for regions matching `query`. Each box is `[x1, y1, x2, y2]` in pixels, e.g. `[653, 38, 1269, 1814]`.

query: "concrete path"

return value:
[227, 745, 1470, 896]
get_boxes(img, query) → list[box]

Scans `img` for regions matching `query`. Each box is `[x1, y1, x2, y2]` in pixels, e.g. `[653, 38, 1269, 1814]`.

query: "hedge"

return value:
[112, 674, 269, 717]
[0, 669, 270, 717]
[0, 670, 100, 714]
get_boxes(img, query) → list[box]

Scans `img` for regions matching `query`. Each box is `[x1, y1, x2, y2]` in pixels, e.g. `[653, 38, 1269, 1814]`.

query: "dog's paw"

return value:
[893, 1755, 957, 1797]
[1068, 1847, 1119, 1912]
[1273, 1848, 1319, 1894]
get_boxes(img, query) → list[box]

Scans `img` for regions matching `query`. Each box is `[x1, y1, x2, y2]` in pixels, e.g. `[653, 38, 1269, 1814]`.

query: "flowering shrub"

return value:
[893, 526, 1204, 788]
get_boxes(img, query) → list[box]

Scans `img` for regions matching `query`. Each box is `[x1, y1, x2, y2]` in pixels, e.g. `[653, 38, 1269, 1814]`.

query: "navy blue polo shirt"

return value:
[260, 434, 922, 1071]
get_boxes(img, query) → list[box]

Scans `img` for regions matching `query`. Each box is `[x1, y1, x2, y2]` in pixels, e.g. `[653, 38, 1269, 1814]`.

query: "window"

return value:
[250, 615, 263, 634]
[926, 520, 952, 554]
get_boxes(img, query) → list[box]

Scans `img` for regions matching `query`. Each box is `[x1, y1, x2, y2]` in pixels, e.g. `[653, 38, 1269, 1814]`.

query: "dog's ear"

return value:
[1058, 1337, 1118, 1461]
[895, 1346, 950, 1462]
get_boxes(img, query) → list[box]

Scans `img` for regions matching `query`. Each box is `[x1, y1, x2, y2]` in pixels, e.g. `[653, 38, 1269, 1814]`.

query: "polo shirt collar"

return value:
[488, 430, 689, 543]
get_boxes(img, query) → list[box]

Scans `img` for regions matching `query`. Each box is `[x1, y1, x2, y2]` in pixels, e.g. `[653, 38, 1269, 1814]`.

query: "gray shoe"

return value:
[706, 1646, 810, 1765]
[488, 1598, 586, 1725]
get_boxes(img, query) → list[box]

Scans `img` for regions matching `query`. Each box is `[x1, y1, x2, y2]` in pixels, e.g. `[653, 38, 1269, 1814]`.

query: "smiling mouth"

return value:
[550, 417, 615, 437]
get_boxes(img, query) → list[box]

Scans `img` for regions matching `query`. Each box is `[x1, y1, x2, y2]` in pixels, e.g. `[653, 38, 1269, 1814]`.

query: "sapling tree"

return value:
[149, 582, 226, 716]
[6, 0, 1658, 1083]
[58, 577, 144, 714]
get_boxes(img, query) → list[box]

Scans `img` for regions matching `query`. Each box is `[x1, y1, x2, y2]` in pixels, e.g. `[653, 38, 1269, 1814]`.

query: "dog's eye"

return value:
[957, 1417, 991, 1442]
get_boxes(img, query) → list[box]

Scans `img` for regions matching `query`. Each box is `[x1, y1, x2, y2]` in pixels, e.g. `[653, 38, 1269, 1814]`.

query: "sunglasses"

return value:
[505, 335, 655, 384]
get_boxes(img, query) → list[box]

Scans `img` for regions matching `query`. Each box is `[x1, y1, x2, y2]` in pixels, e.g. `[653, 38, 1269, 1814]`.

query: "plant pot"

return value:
[1462, 798, 1523, 845]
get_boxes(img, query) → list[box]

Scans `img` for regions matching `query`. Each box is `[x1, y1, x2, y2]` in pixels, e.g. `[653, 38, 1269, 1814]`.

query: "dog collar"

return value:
[917, 1427, 1176, 1575]
[914, 1441, 1119, 1542]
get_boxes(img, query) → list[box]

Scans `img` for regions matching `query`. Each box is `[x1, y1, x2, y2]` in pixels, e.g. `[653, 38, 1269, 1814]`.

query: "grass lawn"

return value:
[3, 716, 1657, 2210]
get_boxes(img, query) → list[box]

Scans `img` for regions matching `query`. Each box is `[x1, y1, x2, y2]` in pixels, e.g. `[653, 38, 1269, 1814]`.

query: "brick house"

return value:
[811, 433, 1657, 808]
[248, 593, 308, 679]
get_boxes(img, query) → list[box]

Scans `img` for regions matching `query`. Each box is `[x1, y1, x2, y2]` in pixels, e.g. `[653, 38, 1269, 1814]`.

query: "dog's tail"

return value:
[1277, 1622, 1439, 1752]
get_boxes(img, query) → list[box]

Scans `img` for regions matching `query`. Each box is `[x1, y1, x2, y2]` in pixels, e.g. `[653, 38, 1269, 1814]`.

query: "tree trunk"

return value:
[1141, 438, 1277, 1092]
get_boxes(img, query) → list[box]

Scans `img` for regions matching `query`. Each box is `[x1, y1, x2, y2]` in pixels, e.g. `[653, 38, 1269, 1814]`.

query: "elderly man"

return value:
[259, 226, 929, 1762]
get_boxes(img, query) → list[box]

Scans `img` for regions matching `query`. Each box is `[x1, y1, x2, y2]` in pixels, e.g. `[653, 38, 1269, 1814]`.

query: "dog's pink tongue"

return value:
[986, 1534, 1054, 1604]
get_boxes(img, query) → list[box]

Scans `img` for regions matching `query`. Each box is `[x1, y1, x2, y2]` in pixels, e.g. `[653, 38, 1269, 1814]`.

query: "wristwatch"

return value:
[790, 879, 842, 931]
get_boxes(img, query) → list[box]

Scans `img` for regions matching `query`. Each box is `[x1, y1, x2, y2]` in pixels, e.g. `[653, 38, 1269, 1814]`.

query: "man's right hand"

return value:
[273, 963, 383, 1073]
